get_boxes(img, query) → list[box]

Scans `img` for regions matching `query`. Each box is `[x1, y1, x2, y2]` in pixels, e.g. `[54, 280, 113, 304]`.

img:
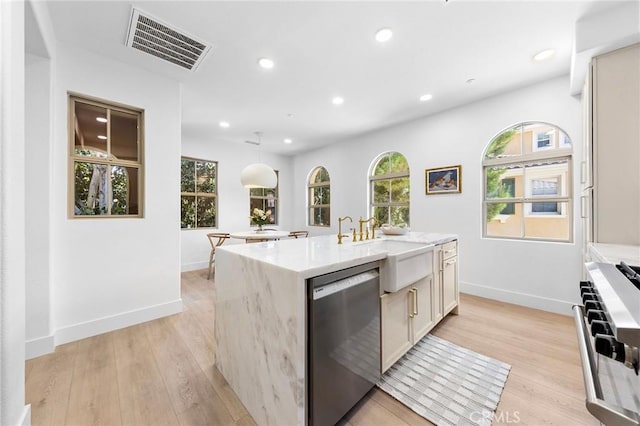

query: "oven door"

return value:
[573, 305, 640, 426]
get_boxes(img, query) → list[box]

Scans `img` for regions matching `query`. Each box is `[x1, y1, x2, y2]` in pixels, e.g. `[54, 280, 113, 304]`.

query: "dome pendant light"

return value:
[241, 132, 278, 188]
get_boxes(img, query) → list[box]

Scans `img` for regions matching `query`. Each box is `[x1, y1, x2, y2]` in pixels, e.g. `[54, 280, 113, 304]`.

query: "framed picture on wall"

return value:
[425, 165, 462, 195]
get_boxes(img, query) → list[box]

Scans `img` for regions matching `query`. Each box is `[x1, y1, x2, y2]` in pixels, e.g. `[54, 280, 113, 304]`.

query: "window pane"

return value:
[372, 206, 389, 225]
[111, 110, 139, 161]
[485, 125, 521, 160]
[74, 161, 109, 215]
[499, 178, 515, 215]
[373, 180, 390, 203]
[311, 186, 330, 205]
[181, 196, 195, 228]
[181, 160, 195, 192]
[373, 155, 390, 176]
[74, 101, 108, 156]
[111, 165, 139, 215]
[524, 202, 570, 240]
[249, 188, 264, 197]
[390, 177, 409, 202]
[525, 159, 568, 197]
[196, 161, 216, 193]
[390, 206, 409, 226]
[486, 202, 523, 238]
[390, 152, 409, 174]
[196, 196, 216, 228]
[312, 167, 329, 183]
[310, 207, 330, 226]
[250, 198, 277, 225]
[486, 165, 522, 200]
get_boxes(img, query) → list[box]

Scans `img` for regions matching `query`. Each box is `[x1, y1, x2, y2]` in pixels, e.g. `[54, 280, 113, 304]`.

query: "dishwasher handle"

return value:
[313, 270, 379, 300]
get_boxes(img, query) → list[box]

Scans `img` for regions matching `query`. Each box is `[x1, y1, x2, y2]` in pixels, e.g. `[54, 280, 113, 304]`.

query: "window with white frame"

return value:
[308, 166, 330, 226]
[483, 122, 572, 241]
[370, 152, 410, 226]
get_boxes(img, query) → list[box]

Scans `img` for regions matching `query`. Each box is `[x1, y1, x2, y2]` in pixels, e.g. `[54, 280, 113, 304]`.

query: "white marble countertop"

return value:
[217, 231, 457, 279]
[589, 243, 640, 266]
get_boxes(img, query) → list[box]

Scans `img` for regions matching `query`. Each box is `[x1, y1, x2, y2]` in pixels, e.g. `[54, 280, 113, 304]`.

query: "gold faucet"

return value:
[358, 217, 368, 241]
[338, 216, 353, 244]
[366, 217, 379, 239]
[358, 216, 379, 240]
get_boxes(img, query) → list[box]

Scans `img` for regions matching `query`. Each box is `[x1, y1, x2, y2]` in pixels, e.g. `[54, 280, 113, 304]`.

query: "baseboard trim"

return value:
[25, 334, 55, 360]
[55, 299, 183, 346]
[181, 261, 208, 272]
[19, 404, 31, 426]
[459, 281, 574, 316]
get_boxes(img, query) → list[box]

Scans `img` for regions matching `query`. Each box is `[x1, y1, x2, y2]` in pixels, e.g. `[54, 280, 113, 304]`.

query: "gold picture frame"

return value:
[425, 165, 462, 195]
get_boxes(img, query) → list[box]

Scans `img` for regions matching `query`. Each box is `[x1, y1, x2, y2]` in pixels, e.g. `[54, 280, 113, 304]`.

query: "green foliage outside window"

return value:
[181, 158, 217, 229]
[371, 152, 410, 226]
[485, 129, 516, 222]
[74, 151, 132, 216]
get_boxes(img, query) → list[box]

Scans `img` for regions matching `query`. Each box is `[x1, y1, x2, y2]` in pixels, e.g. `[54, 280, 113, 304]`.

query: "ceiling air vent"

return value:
[125, 7, 212, 72]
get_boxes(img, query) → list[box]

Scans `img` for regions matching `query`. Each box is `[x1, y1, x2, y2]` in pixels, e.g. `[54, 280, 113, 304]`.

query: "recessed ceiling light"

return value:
[419, 94, 433, 102]
[284, 138, 293, 144]
[258, 57, 275, 69]
[466, 78, 476, 84]
[332, 96, 344, 105]
[98, 135, 107, 140]
[533, 49, 555, 61]
[375, 28, 393, 43]
[219, 121, 230, 128]
[96, 117, 107, 123]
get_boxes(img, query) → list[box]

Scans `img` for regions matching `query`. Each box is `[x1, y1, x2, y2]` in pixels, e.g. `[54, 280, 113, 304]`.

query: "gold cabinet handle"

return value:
[409, 288, 416, 318]
[414, 288, 418, 316]
[445, 258, 457, 267]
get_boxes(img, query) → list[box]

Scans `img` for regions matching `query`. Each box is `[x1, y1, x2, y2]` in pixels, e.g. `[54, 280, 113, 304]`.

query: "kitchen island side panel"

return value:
[214, 249, 306, 426]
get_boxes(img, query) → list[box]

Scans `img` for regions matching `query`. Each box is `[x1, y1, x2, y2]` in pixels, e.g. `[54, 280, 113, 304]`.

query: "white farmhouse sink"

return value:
[360, 240, 434, 292]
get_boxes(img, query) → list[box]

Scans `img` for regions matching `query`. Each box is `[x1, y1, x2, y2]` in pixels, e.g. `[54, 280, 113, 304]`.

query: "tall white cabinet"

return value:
[582, 43, 640, 255]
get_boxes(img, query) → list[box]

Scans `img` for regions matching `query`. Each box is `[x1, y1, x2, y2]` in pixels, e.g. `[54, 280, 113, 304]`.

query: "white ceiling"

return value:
[40, 0, 631, 155]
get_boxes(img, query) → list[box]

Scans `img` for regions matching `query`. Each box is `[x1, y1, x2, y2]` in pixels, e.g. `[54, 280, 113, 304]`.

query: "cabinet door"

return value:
[432, 248, 443, 322]
[411, 275, 434, 343]
[442, 256, 458, 315]
[380, 288, 413, 373]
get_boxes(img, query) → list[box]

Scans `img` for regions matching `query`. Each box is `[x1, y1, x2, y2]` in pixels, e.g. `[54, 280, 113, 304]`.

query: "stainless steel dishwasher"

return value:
[308, 261, 380, 426]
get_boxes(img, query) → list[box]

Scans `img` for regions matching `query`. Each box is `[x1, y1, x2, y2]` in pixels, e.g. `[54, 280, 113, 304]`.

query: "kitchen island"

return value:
[214, 232, 457, 425]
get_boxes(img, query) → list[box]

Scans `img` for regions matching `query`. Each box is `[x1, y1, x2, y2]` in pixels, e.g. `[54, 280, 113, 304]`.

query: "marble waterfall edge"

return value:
[214, 250, 305, 425]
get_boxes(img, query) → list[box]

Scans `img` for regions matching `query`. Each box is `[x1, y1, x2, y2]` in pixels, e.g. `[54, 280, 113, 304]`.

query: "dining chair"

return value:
[207, 232, 230, 279]
[288, 231, 309, 239]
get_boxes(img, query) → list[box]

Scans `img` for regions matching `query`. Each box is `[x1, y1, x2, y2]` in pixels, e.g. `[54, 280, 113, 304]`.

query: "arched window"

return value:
[308, 166, 330, 226]
[370, 152, 410, 226]
[483, 122, 572, 241]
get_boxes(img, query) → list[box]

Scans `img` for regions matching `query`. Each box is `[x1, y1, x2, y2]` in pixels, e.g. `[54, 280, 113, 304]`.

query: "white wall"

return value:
[25, 53, 54, 358]
[48, 44, 182, 345]
[180, 138, 293, 271]
[0, 0, 30, 424]
[292, 76, 582, 314]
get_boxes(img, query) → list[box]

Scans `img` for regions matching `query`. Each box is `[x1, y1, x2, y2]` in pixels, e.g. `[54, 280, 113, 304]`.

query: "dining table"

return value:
[230, 230, 290, 242]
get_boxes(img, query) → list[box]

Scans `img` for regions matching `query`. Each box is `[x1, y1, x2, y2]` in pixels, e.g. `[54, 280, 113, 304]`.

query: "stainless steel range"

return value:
[574, 261, 640, 425]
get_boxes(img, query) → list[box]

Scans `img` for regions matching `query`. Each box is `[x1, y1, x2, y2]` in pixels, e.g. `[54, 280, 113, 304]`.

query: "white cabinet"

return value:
[434, 240, 459, 317]
[380, 275, 434, 372]
[583, 43, 640, 247]
[380, 239, 460, 373]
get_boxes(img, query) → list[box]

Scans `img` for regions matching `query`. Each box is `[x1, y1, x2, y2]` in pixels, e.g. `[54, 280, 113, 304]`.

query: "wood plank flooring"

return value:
[26, 270, 597, 425]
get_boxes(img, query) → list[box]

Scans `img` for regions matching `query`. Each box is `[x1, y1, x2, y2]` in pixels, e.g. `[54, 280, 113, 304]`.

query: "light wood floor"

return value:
[26, 270, 597, 425]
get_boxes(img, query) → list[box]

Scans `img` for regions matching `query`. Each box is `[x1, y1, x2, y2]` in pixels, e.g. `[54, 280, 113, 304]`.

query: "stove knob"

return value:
[585, 300, 603, 312]
[582, 292, 600, 303]
[580, 282, 594, 295]
[591, 320, 613, 337]
[587, 310, 606, 324]
[595, 335, 626, 363]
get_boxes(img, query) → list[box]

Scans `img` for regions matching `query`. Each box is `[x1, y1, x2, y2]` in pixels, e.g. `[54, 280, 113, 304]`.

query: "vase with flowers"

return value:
[249, 208, 273, 232]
